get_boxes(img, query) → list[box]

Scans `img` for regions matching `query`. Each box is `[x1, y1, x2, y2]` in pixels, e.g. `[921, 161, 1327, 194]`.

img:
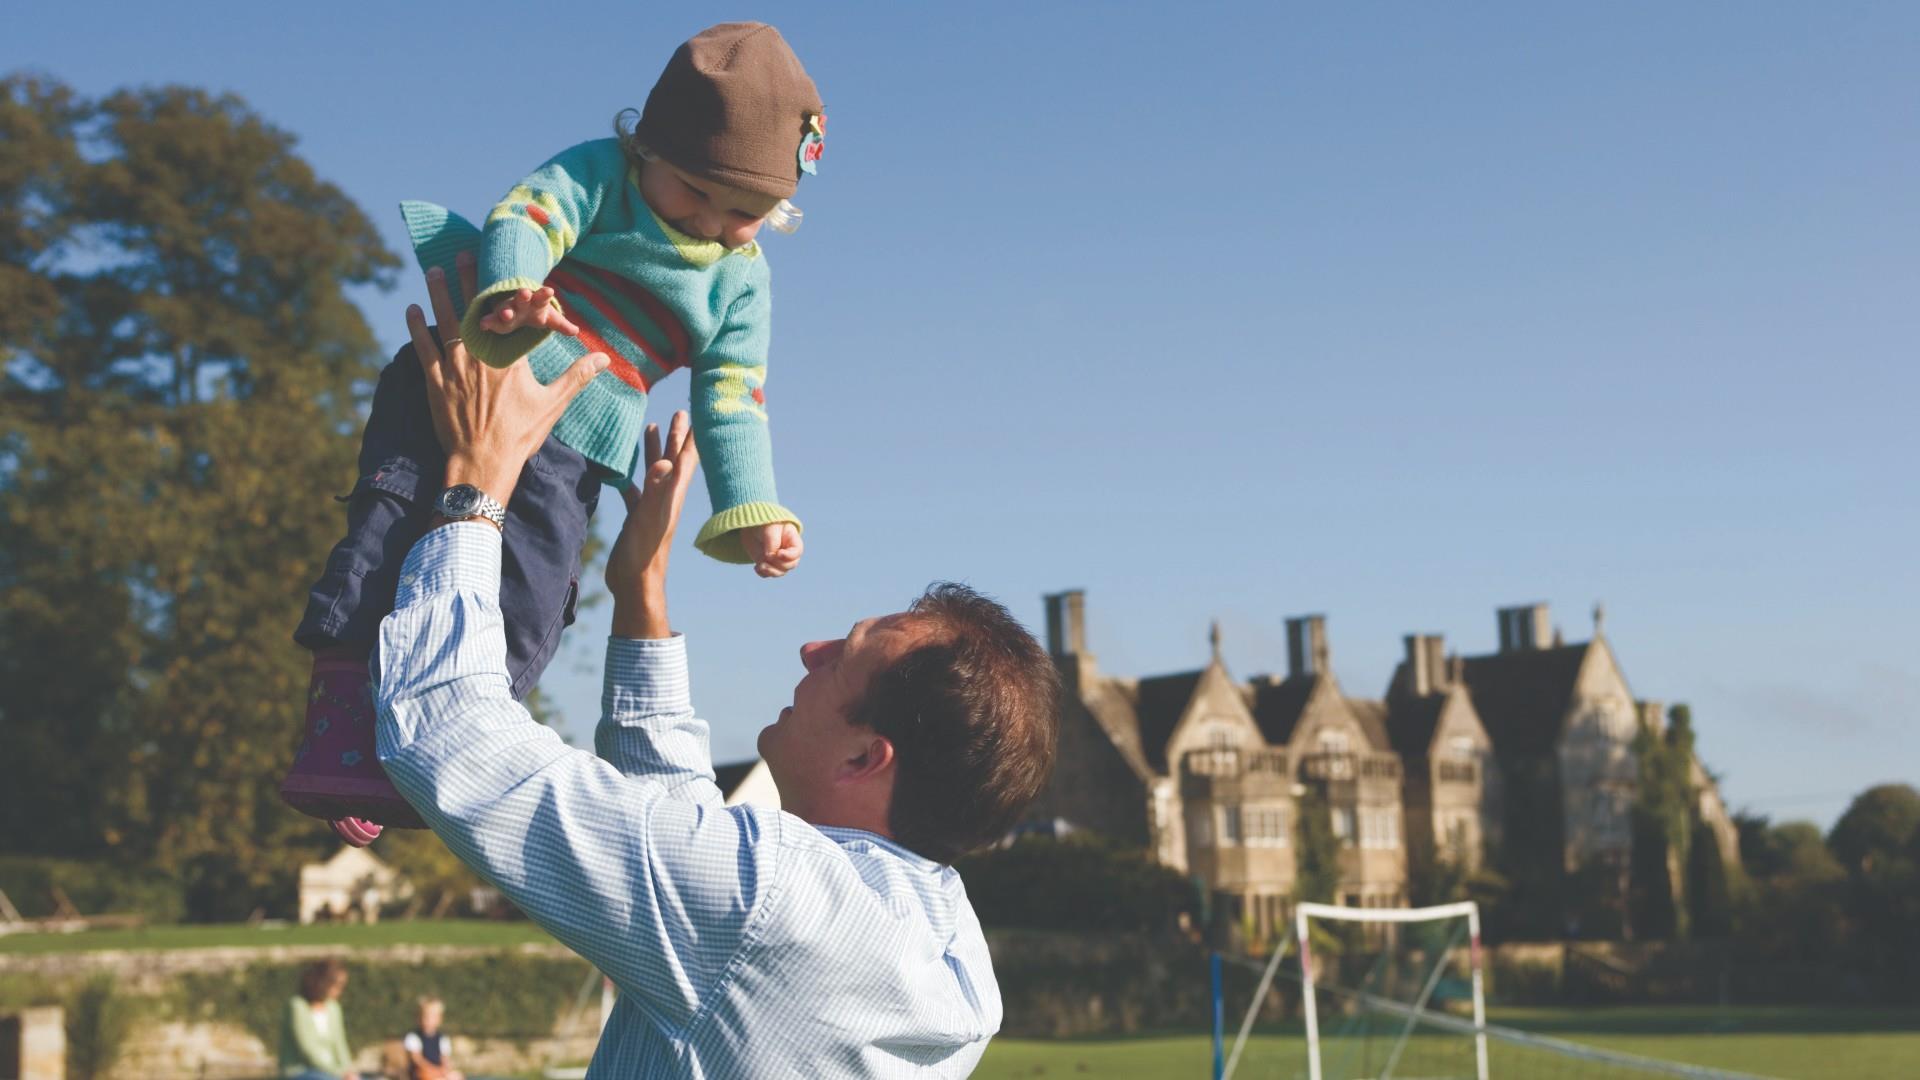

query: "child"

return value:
[402, 996, 464, 1080]
[282, 21, 822, 844]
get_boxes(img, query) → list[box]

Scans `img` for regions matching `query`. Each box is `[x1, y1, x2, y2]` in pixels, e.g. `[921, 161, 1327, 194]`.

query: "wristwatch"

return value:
[434, 484, 507, 530]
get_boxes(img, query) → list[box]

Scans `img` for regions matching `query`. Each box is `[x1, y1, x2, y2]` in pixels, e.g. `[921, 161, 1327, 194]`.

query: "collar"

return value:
[629, 169, 761, 267]
[813, 824, 944, 872]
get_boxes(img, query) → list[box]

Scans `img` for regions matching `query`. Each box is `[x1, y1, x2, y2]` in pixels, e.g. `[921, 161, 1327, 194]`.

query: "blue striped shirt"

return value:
[374, 524, 1000, 1077]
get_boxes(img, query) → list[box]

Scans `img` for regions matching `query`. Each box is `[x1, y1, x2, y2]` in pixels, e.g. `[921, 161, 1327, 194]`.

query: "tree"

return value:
[1827, 784, 1920, 990]
[1292, 789, 1341, 906]
[1629, 703, 1696, 940]
[0, 75, 398, 916]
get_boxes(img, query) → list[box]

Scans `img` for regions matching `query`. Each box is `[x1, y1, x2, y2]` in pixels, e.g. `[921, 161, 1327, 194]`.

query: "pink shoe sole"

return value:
[281, 652, 427, 830]
[331, 817, 384, 847]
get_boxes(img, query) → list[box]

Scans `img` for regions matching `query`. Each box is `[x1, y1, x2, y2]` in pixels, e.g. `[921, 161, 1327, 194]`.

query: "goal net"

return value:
[1219, 900, 1776, 1080]
[1297, 900, 1487, 1080]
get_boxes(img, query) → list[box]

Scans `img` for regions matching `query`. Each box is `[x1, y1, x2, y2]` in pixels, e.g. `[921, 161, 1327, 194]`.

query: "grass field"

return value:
[0, 918, 555, 955]
[974, 1007, 1920, 1079]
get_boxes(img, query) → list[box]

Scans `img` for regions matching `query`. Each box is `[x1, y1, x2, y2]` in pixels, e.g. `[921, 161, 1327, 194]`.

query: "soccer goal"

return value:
[1219, 899, 1778, 1080]
[1297, 900, 1488, 1080]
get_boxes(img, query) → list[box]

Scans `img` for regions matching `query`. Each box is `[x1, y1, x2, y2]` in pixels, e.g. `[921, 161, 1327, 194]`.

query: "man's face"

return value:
[758, 612, 931, 817]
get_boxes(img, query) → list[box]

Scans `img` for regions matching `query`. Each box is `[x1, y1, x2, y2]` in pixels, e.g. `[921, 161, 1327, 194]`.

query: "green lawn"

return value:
[0, 918, 555, 955]
[976, 1007, 1920, 1079]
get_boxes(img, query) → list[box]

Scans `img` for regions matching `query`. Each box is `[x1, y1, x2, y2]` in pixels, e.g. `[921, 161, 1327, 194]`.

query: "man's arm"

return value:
[374, 270, 768, 1020]
[592, 411, 724, 793]
[375, 525, 775, 1019]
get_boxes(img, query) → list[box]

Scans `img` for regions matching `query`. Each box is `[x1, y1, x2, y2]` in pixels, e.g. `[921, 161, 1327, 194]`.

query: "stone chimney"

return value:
[1286, 615, 1329, 678]
[1044, 590, 1087, 658]
[1404, 634, 1448, 696]
[1496, 603, 1551, 653]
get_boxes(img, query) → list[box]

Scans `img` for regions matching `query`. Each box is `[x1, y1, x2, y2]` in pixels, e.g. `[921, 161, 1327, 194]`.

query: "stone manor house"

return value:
[1025, 591, 1740, 941]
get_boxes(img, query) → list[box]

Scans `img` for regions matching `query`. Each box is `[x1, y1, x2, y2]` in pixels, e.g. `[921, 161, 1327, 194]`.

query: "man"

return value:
[372, 265, 1059, 1077]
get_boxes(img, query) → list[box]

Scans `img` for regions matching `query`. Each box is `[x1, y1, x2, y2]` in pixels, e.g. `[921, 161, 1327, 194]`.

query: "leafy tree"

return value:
[1291, 788, 1340, 906]
[1629, 703, 1696, 940]
[1731, 816, 1850, 968]
[1685, 819, 1733, 938]
[953, 833, 1199, 934]
[1827, 784, 1920, 990]
[0, 75, 398, 916]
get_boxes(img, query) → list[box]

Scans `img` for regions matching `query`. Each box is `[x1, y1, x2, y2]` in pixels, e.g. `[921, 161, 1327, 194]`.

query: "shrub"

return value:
[65, 977, 142, 1080]
[172, 954, 596, 1052]
[954, 835, 1199, 934]
[0, 856, 184, 923]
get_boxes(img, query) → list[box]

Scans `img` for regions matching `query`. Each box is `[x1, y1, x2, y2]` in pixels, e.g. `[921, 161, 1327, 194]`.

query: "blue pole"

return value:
[1211, 950, 1225, 1080]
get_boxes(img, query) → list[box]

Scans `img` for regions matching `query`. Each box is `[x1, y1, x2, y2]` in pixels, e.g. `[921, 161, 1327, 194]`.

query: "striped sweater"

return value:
[400, 138, 796, 563]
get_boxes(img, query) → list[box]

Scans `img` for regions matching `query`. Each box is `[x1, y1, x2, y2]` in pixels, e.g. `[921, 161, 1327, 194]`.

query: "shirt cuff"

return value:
[603, 633, 691, 719]
[396, 522, 503, 609]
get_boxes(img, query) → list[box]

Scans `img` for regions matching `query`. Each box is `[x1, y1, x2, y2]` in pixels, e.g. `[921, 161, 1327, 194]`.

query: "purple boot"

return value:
[280, 650, 426, 839]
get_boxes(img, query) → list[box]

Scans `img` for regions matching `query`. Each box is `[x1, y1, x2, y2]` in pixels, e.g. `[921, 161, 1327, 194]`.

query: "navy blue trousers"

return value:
[294, 343, 603, 700]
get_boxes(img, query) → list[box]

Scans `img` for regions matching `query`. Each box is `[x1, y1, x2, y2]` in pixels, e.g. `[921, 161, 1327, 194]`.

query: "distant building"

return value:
[298, 846, 408, 924]
[715, 758, 781, 809]
[1028, 591, 1738, 939]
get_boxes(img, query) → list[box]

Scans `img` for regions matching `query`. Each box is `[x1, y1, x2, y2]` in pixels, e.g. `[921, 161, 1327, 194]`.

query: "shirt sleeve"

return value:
[593, 634, 724, 806]
[688, 270, 802, 562]
[402, 1033, 422, 1054]
[460, 139, 629, 368]
[286, 998, 333, 1071]
[374, 523, 778, 1025]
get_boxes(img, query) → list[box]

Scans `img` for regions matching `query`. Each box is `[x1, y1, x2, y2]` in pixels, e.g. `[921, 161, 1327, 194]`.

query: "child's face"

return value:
[419, 1003, 443, 1032]
[639, 158, 782, 250]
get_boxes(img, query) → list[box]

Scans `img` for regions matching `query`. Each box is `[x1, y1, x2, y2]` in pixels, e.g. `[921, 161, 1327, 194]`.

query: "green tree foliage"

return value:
[953, 834, 1199, 934]
[1685, 819, 1733, 938]
[1291, 788, 1340, 906]
[1629, 703, 1696, 940]
[1731, 816, 1850, 968]
[1826, 784, 1920, 988]
[0, 75, 398, 916]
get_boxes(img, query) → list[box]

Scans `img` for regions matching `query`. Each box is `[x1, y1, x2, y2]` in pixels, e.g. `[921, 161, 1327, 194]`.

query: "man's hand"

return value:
[607, 410, 701, 639]
[741, 522, 803, 579]
[477, 285, 582, 337]
[408, 265, 607, 506]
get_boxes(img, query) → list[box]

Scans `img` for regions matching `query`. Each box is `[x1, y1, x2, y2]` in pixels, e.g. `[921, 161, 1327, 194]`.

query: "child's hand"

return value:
[478, 286, 581, 337]
[741, 522, 802, 579]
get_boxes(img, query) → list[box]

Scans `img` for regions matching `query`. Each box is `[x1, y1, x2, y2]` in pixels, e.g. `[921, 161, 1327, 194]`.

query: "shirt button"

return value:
[400, 572, 418, 588]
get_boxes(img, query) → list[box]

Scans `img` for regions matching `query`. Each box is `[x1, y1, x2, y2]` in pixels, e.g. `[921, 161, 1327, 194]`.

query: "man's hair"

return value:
[299, 958, 348, 1003]
[849, 583, 1061, 864]
[416, 995, 443, 1012]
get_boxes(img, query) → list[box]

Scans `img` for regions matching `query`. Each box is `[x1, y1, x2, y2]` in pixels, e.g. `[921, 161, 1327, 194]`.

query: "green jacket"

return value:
[278, 996, 352, 1077]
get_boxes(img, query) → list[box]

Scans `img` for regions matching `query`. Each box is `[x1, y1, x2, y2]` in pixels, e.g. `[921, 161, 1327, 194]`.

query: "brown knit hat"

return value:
[634, 22, 823, 200]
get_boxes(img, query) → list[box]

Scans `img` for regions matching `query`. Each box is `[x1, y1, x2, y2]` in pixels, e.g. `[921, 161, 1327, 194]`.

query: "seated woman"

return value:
[278, 958, 360, 1080]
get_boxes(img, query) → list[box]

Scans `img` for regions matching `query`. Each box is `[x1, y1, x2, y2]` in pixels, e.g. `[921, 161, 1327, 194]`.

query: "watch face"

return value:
[441, 484, 480, 517]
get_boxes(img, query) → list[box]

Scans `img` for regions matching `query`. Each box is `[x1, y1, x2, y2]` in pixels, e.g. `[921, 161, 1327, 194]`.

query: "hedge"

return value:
[0, 856, 185, 923]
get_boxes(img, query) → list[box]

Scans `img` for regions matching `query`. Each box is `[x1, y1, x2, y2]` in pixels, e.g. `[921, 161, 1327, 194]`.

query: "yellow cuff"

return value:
[459, 277, 561, 368]
[693, 502, 803, 564]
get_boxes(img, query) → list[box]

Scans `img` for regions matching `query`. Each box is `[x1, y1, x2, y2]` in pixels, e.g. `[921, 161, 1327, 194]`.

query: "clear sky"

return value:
[9, 2, 1914, 830]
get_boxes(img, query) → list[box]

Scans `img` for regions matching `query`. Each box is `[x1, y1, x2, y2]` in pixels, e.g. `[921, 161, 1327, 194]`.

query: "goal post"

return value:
[1296, 900, 1488, 1080]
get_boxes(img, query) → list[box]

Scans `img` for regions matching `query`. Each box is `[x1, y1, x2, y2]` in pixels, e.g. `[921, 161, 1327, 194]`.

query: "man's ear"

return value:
[839, 735, 895, 784]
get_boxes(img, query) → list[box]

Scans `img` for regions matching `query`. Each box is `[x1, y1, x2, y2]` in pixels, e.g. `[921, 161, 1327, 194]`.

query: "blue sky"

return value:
[9, 2, 1914, 829]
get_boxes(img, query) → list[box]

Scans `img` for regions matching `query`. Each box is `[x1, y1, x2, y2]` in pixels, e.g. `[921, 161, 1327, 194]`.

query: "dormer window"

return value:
[1317, 729, 1350, 754]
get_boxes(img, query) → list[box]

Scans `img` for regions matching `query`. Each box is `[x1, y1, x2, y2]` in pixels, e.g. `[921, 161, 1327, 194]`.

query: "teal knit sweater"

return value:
[400, 138, 796, 563]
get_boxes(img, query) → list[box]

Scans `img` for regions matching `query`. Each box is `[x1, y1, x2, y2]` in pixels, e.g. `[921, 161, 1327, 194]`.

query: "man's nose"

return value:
[799, 640, 832, 671]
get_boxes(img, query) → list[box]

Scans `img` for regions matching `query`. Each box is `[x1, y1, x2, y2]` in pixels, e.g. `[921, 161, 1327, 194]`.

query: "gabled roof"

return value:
[1133, 670, 1203, 772]
[713, 759, 759, 797]
[1248, 675, 1314, 746]
[1346, 698, 1394, 753]
[1382, 690, 1448, 761]
[1458, 644, 1590, 757]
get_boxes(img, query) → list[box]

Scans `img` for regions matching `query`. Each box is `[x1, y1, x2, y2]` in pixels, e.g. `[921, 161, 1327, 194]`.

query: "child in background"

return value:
[282, 21, 824, 844]
[402, 996, 464, 1080]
